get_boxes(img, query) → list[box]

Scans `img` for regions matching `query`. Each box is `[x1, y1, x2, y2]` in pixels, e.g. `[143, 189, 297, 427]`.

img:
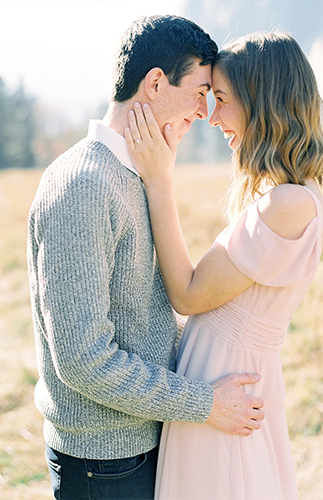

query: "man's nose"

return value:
[197, 97, 208, 120]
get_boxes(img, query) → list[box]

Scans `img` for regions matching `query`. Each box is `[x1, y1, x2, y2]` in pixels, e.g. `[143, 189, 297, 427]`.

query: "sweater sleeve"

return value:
[34, 167, 213, 424]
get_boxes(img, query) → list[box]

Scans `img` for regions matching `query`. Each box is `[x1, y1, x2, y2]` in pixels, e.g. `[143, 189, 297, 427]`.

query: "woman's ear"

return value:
[144, 67, 167, 100]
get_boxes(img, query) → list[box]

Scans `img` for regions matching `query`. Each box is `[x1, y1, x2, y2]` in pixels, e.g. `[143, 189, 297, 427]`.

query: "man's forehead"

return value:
[185, 62, 212, 88]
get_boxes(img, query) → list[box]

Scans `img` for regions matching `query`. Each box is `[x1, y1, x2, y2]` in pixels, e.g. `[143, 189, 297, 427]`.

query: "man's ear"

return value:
[144, 67, 167, 100]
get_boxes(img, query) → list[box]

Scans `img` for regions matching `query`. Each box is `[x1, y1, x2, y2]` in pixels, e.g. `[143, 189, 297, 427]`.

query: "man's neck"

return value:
[103, 101, 132, 137]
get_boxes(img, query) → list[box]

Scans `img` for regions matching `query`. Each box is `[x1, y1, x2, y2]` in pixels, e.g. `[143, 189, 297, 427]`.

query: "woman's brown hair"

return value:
[216, 32, 323, 219]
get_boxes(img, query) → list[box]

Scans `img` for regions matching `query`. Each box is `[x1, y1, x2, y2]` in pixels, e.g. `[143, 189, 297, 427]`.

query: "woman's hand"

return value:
[124, 104, 252, 317]
[125, 103, 177, 187]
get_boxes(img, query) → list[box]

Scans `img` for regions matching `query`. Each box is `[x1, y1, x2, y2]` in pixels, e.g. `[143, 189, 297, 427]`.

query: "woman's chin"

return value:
[228, 135, 241, 151]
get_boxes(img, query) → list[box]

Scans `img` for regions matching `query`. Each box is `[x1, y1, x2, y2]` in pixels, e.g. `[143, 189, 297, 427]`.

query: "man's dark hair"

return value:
[110, 15, 218, 102]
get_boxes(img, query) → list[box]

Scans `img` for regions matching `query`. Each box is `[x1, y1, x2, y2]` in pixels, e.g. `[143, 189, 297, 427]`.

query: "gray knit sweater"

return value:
[27, 138, 214, 460]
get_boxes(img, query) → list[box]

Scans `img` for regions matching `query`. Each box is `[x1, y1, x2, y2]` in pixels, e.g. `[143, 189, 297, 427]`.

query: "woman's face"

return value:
[209, 66, 245, 151]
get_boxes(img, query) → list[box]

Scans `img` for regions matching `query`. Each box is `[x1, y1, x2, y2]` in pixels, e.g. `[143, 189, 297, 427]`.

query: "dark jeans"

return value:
[45, 443, 159, 500]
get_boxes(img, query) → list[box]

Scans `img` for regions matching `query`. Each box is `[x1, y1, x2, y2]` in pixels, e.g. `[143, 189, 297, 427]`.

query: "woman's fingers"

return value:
[124, 126, 135, 152]
[125, 102, 177, 183]
[128, 108, 143, 144]
[138, 103, 162, 140]
[126, 102, 172, 150]
[132, 102, 166, 143]
[140, 104, 176, 155]
[126, 103, 152, 151]
[133, 102, 152, 142]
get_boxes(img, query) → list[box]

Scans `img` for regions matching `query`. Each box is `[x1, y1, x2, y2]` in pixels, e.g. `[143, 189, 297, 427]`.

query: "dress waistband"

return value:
[195, 301, 290, 352]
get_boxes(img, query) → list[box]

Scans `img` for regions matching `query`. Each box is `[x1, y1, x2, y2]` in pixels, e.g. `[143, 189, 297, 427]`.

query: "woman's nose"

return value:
[209, 104, 220, 127]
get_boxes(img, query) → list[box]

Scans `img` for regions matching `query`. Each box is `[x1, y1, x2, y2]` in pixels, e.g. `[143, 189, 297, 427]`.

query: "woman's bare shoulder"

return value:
[257, 184, 317, 240]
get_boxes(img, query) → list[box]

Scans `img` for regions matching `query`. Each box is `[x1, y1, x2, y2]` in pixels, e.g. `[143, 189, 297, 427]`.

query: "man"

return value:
[27, 15, 264, 500]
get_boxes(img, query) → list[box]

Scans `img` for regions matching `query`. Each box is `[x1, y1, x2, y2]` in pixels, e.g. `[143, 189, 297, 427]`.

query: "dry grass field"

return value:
[0, 165, 322, 499]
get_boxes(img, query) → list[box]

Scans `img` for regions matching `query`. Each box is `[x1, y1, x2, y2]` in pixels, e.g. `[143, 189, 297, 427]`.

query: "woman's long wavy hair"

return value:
[216, 31, 323, 220]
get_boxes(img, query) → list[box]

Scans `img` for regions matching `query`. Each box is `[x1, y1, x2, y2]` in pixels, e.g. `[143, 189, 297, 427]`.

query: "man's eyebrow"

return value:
[199, 83, 212, 91]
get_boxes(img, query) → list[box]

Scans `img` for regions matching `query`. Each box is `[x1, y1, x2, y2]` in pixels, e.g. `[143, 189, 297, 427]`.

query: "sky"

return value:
[1, 0, 323, 128]
[0, 0, 185, 124]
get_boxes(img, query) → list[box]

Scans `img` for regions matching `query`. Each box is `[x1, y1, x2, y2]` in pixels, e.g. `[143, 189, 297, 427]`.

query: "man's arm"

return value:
[34, 169, 213, 423]
[33, 163, 264, 432]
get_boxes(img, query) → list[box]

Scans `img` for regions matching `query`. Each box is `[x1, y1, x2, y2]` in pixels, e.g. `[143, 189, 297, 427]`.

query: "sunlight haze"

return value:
[0, 0, 184, 123]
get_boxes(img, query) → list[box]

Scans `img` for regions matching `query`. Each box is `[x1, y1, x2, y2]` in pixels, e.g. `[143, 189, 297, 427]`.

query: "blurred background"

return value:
[0, 0, 323, 170]
[0, 1, 323, 499]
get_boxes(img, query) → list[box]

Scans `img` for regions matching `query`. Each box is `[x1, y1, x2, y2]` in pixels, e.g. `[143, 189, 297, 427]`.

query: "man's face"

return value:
[153, 60, 212, 144]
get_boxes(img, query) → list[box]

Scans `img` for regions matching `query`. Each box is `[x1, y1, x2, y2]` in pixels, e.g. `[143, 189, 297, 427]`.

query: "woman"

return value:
[125, 32, 323, 500]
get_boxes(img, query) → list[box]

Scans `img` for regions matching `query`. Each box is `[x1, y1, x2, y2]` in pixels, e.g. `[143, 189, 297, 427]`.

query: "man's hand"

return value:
[207, 373, 264, 436]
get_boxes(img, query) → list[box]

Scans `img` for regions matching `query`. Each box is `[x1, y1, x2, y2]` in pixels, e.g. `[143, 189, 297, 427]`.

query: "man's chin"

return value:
[175, 131, 186, 145]
[176, 122, 193, 144]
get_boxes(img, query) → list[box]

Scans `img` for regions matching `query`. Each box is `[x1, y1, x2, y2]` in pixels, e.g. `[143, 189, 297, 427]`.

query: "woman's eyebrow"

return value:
[213, 89, 227, 95]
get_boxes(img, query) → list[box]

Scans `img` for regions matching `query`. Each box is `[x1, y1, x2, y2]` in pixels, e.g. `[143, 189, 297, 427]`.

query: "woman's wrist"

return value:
[143, 174, 173, 194]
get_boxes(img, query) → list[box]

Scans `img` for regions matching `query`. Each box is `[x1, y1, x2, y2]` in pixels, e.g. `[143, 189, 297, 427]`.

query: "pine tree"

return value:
[0, 79, 37, 169]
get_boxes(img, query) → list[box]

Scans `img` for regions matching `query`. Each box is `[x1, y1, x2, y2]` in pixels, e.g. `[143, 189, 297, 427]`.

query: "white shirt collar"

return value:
[87, 119, 139, 177]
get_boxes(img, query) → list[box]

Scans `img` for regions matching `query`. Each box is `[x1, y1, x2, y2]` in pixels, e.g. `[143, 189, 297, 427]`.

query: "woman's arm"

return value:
[125, 105, 319, 315]
[125, 103, 253, 315]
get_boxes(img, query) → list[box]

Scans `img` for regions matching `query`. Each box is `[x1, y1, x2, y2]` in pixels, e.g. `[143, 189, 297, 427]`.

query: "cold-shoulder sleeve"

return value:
[216, 199, 322, 287]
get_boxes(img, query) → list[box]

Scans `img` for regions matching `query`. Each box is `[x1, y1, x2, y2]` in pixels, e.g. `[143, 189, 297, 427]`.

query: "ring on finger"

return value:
[135, 138, 142, 144]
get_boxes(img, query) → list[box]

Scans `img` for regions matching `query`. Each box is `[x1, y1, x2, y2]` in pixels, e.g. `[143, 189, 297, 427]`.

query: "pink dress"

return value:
[155, 187, 322, 500]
